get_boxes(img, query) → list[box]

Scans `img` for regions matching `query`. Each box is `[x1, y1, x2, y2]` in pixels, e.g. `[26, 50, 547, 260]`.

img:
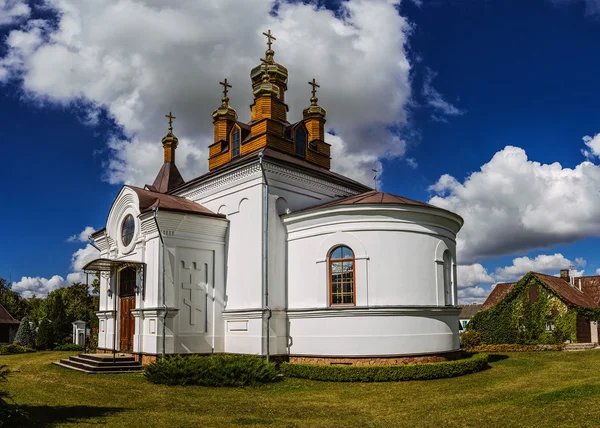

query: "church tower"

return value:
[207, 30, 331, 171]
[149, 112, 185, 193]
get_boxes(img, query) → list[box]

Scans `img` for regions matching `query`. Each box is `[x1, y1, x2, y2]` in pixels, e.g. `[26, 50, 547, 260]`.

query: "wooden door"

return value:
[576, 314, 591, 343]
[119, 296, 135, 352]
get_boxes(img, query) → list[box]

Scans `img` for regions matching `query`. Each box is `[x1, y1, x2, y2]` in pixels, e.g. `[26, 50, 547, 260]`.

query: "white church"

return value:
[85, 32, 464, 365]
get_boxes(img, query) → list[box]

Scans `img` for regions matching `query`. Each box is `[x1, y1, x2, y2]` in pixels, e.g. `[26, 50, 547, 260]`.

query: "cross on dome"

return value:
[219, 79, 232, 98]
[263, 29, 276, 50]
[165, 111, 176, 132]
[309, 78, 320, 97]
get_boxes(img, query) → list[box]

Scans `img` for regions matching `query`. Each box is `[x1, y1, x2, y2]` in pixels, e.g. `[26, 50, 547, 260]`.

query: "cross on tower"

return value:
[308, 78, 320, 98]
[219, 78, 232, 98]
[165, 111, 176, 132]
[263, 29, 276, 50]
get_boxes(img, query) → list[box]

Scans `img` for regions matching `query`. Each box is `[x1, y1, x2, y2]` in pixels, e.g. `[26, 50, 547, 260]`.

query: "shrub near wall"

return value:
[281, 353, 489, 382]
[144, 355, 279, 387]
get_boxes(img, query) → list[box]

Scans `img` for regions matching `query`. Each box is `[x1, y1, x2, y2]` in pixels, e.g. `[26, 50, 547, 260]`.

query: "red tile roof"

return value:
[129, 186, 226, 219]
[481, 282, 516, 311]
[578, 276, 600, 304]
[533, 273, 597, 308]
[0, 304, 19, 324]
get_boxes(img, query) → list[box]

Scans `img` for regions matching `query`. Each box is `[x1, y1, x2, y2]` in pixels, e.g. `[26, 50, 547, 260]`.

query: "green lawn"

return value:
[3, 351, 600, 427]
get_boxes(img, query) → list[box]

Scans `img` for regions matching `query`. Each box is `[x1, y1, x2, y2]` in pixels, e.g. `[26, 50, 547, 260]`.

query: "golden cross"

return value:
[308, 78, 320, 97]
[165, 111, 176, 131]
[263, 29, 276, 50]
[219, 78, 232, 98]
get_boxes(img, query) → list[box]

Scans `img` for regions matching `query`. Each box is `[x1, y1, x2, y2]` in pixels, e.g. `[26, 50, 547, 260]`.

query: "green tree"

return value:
[47, 290, 71, 344]
[0, 277, 28, 321]
[13, 317, 35, 347]
[36, 318, 54, 350]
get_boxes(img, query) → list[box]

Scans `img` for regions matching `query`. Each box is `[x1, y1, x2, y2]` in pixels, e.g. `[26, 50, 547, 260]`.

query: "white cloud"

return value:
[458, 286, 488, 304]
[575, 257, 587, 267]
[457, 264, 495, 289]
[422, 67, 464, 119]
[67, 226, 96, 243]
[494, 253, 578, 282]
[582, 133, 600, 160]
[12, 275, 69, 298]
[429, 146, 600, 264]
[596, 268, 600, 275]
[0, 0, 412, 186]
[0, 0, 30, 26]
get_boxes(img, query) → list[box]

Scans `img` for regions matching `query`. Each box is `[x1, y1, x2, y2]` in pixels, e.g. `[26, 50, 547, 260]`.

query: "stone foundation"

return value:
[289, 351, 462, 366]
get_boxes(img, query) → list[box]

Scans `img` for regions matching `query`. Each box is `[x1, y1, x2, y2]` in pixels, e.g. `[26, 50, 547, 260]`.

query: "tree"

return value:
[13, 317, 35, 347]
[36, 318, 54, 350]
[47, 290, 71, 344]
[0, 277, 28, 321]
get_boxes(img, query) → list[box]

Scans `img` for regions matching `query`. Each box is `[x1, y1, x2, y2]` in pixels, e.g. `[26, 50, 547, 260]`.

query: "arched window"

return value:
[443, 250, 453, 305]
[295, 128, 306, 158]
[232, 128, 240, 158]
[329, 245, 355, 306]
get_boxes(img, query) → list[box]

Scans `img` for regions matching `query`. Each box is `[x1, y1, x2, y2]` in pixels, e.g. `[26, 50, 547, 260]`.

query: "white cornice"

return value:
[287, 306, 461, 319]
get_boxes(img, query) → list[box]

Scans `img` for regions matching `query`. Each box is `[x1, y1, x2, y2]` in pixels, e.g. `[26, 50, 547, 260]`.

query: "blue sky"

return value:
[1, 0, 600, 301]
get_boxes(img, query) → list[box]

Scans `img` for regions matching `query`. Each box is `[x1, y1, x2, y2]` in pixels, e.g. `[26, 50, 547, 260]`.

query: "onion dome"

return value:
[212, 78, 237, 122]
[302, 78, 326, 120]
[250, 30, 288, 98]
[253, 65, 280, 98]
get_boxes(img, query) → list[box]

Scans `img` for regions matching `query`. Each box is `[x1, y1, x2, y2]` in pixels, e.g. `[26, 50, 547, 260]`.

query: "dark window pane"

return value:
[232, 129, 240, 158]
[343, 294, 353, 304]
[295, 128, 306, 157]
[121, 214, 135, 246]
[343, 283, 352, 293]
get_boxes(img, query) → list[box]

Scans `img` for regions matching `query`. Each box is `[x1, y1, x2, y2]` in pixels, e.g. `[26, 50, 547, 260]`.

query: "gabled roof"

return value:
[129, 186, 225, 219]
[0, 304, 20, 324]
[480, 272, 599, 312]
[459, 304, 482, 319]
[533, 273, 597, 308]
[481, 282, 516, 311]
[578, 276, 600, 304]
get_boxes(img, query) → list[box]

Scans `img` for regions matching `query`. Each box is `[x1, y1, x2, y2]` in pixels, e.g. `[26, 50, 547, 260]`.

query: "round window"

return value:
[121, 214, 135, 247]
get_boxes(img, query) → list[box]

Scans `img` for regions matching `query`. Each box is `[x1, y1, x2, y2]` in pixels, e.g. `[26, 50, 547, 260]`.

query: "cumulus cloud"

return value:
[493, 253, 578, 282]
[67, 226, 96, 243]
[12, 228, 99, 296]
[582, 133, 600, 160]
[430, 146, 600, 264]
[0, 0, 412, 186]
[422, 67, 464, 120]
[0, 0, 30, 26]
[457, 264, 495, 289]
[458, 286, 488, 304]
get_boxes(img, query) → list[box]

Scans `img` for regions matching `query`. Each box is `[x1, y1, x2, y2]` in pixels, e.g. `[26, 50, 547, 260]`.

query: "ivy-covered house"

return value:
[470, 270, 600, 345]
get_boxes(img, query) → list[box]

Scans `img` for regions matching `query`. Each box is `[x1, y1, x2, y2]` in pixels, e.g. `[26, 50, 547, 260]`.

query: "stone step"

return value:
[78, 353, 136, 363]
[564, 343, 597, 351]
[59, 359, 143, 373]
[68, 355, 141, 367]
[52, 361, 143, 375]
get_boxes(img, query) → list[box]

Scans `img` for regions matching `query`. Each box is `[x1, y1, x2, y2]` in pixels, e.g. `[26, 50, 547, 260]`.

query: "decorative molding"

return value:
[286, 305, 461, 319]
[178, 164, 262, 200]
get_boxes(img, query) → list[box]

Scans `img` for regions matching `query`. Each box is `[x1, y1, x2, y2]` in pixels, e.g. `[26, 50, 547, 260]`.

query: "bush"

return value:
[461, 330, 482, 349]
[470, 344, 564, 352]
[280, 353, 489, 382]
[53, 344, 85, 351]
[144, 354, 279, 387]
[13, 317, 35, 348]
[0, 344, 35, 355]
[36, 319, 54, 350]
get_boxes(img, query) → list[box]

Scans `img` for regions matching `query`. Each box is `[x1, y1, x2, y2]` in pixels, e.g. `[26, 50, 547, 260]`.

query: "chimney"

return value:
[560, 269, 571, 285]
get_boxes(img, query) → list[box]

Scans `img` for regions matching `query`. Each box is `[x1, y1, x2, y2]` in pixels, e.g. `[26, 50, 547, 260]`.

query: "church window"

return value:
[443, 250, 453, 305]
[232, 128, 240, 158]
[329, 245, 355, 306]
[121, 214, 135, 247]
[295, 128, 306, 158]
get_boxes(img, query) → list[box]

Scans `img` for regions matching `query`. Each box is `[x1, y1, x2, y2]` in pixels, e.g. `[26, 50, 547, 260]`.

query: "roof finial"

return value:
[263, 29, 276, 50]
[308, 78, 320, 106]
[219, 78, 232, 106]
[372, 168, 379, 191]
[165, 111, 176, 133]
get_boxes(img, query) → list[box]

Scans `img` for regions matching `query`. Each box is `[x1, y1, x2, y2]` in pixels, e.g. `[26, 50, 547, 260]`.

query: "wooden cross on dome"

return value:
[165, 111, 176, 132]
[308, 78, 320, 98]
[263, 29, 276, 50]
[219, 78, 232, 98]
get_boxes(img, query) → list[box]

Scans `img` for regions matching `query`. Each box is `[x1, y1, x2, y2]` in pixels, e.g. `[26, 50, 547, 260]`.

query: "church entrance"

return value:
[119, 267, 136, 353]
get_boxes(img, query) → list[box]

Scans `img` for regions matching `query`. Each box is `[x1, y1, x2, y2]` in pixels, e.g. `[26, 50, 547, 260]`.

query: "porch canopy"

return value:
[83, 258, 146, 296]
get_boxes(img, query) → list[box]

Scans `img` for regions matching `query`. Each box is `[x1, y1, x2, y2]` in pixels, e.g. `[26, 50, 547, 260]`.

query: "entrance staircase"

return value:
[53, 353, 144, 374]
[564, 343, 598, 352]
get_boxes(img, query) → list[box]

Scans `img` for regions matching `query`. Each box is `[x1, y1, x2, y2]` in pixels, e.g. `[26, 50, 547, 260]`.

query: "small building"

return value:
[476, 270, 600, 344]
[459, 304, 482, 331]
[72, 321, 90, 346]
[0, 304, 20, 345]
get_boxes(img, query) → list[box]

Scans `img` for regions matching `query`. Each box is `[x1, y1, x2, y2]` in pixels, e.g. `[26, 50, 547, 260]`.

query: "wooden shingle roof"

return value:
[0, 304, 20, 325]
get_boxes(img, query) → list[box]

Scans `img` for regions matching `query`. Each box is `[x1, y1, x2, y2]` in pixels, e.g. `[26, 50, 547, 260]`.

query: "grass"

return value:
[3, 351, 600, 427]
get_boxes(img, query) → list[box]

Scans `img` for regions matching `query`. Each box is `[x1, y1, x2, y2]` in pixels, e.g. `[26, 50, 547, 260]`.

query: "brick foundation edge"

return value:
[95, 348, 462, 366]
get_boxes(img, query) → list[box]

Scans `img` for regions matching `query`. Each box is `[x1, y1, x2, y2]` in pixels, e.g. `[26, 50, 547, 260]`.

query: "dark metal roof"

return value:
[83, 258, 145, 272]
[129, 186, 226, 219]
[481, 282, 516, 311]
[459, 304, 482, 319]
[150, 162, 185, 193]
[169, 147, 371, 195]
[0, 304, 20, 324]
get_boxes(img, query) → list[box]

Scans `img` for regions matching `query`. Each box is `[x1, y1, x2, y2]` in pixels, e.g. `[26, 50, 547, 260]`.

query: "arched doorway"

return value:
[119, 267, 136, 352]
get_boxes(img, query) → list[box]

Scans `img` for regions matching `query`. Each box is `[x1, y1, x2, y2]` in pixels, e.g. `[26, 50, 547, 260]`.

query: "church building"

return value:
[85, 31, 464, 365]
